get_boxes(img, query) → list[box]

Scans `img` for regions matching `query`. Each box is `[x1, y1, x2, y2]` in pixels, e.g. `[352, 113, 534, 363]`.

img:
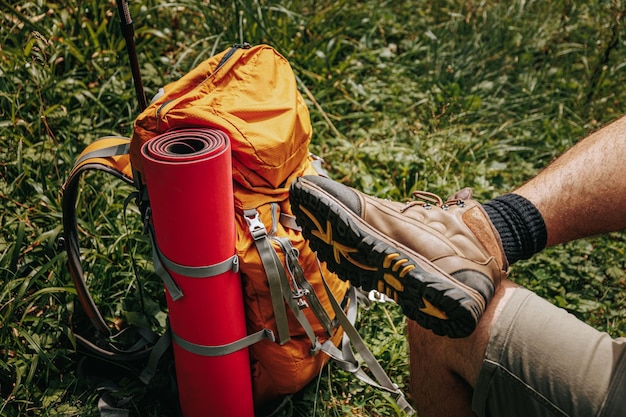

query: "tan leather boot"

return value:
[289, 175, 508, 338]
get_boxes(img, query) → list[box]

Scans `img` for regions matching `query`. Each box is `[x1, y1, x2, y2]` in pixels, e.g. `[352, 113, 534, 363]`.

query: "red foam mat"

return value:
[141, 128, 254, 417]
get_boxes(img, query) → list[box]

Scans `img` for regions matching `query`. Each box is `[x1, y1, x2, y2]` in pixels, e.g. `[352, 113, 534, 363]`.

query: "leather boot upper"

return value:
[301, 175, 508, 303]
[357, 189, 508, 299]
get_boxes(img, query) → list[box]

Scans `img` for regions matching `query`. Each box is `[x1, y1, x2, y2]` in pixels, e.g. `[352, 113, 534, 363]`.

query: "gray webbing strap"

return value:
[246, 208, 323, 353]
[149, 228, 184, 301]
[139, 328, 172, 384]
[309, 153, 330, 177]
[273, 237, 334, 335]
[244, 209, 291, 345]
[319, 287, 360, 373]
[324, 289, 390, 387]
[319, 268, 416, 415]
[159, 250, 239, 278]
[148, 226, 239, 301]
[73, 140, 130, 169]
[97, 382, 131, 417]
[108, 325, 159, 354]
[272, 247, 321, 354]
[278, 212, 301, 231]
[171, 327, 275, 357]
[269, 202, 279, 235]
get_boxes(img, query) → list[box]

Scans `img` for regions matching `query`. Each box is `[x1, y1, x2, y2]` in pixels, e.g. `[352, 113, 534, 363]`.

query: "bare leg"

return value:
[408, 115, 626, 415]
[515, 115, 626, 247]
[408, 279, 519, 417]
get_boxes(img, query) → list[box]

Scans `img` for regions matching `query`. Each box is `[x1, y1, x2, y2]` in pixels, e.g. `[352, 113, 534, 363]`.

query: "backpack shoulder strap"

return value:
[62, 136, 157, 361]
[63, 137, 134, 337]
[64, 136, 134, 183]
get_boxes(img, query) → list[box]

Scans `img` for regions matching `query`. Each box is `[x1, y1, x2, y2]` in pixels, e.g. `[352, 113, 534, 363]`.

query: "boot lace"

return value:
[400, 191, 466, 212]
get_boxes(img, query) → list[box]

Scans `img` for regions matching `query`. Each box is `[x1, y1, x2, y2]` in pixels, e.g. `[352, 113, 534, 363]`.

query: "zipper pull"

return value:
[214, 42, 252, 73]
[233, 42, 252, 49]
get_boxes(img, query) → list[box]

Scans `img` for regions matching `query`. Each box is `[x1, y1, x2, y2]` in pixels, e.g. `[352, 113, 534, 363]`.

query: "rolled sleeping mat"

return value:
[141, 128, 254, 417]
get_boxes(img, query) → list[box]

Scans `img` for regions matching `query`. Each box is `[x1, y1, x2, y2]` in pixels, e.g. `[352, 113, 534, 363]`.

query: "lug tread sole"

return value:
[291, 180, 482, 338]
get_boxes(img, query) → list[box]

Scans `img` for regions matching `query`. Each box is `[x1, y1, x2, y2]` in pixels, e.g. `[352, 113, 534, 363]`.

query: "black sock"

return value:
[482, 194, 547, 265]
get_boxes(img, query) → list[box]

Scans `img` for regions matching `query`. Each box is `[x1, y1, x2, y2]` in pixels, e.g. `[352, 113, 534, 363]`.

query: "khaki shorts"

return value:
[472, 287, 626, 417]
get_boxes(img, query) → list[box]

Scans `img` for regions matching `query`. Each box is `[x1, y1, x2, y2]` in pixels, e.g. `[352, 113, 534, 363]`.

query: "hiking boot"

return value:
[289, 175, 508, 338]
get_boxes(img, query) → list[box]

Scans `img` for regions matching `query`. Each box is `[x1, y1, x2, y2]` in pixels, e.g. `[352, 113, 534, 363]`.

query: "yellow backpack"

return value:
[62, 43, 413, 415]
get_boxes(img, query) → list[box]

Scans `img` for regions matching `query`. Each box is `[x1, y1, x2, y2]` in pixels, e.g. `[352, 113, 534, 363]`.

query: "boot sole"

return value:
[290, 179, 483, 338]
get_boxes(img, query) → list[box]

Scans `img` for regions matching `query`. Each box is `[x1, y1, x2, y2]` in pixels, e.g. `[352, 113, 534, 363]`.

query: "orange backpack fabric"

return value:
[131, 43, 350, 408]
[131, 44, 312, 207]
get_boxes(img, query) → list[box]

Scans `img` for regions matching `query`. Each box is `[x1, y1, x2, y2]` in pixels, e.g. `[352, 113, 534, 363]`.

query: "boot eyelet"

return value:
[424, 203, 432, 210]
[441, 204, 450, 211]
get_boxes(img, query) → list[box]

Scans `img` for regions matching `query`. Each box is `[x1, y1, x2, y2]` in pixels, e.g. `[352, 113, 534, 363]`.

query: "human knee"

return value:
[408, 279, 519, 386]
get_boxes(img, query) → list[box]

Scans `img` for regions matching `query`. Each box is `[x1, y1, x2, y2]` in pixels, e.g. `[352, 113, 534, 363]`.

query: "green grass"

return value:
[1, 0, 625, 415]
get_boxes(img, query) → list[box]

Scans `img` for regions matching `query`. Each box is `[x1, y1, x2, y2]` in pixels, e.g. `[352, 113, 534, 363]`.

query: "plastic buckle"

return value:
[244, 209, 267, 240]
[292, 288, 310, 309]
[142, 206, 152, 235]
[368, 289, 395, 303]
[264, 329, 276, 343]
[309, 338, 321, 355]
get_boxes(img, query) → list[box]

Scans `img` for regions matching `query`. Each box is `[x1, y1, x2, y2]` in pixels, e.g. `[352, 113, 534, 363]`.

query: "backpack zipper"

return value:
[214, 42, 251, 73]
[155, 42, 252, 132]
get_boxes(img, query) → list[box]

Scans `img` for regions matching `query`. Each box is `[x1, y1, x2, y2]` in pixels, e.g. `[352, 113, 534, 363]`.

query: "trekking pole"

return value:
[116, 0, 148, 112]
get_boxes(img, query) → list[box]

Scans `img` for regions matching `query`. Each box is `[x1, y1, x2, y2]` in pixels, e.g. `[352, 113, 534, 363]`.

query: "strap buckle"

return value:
[292, 288, 310, 310]
[368, 289, 395, 303]
[243, 209, 267, 240]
